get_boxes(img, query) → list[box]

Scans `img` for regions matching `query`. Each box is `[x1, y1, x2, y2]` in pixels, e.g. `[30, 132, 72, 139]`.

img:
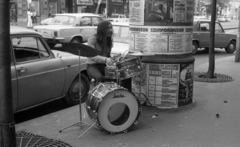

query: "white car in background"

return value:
[34, 13, 103, 48]
[108, 14, 129, 23]
[40, 14, 55, 25]
[111, 22, 130, 55]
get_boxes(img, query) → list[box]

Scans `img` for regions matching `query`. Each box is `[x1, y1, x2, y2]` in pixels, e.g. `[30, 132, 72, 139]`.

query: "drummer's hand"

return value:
[106, 58, 114, 66]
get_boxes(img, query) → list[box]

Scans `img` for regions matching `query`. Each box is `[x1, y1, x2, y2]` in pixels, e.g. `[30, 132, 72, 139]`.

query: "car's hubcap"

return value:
[229, 44, 234, 50]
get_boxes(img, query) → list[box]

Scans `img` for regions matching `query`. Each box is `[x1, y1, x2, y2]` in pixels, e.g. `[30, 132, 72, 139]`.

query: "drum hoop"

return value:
[96, 89, 141, 134]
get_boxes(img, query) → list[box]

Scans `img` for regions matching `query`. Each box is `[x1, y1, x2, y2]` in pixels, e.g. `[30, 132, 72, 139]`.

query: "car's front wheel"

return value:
[64, 74, 90, 106]
[192, 41, 198, 54]
[225, 41, 236, 53]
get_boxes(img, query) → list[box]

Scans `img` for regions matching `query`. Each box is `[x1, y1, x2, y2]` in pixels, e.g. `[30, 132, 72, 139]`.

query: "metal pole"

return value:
[235, 6, 240, 62]
[106, 0, 108, 19]
[0, 0, 17, 146]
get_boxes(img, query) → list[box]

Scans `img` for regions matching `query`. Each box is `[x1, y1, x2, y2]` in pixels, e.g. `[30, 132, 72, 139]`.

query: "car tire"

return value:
[71, 37, 82, 44]
[192, 41, 198, 54]
[48, 43, 56, 48]
[64, 74, 90, 106]
[225, 41, 236, 53]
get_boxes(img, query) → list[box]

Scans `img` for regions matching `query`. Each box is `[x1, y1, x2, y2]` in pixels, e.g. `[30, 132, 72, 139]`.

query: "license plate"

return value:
[40, 30, 53, 36]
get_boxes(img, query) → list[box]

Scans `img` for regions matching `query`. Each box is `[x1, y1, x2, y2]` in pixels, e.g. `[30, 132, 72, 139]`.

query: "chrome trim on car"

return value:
[17, 67, 66, 79]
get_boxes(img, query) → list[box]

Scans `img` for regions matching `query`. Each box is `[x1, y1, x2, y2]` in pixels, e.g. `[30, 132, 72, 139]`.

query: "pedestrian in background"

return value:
[33, 9, 37, 23]
[27, 9, 33, 28]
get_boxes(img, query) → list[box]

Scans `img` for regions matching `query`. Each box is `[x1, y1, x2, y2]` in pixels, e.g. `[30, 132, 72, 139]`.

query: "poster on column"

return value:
[178, 62, 194, 107]
[129, 0, 194, 54]
[147, 63, 180, 108]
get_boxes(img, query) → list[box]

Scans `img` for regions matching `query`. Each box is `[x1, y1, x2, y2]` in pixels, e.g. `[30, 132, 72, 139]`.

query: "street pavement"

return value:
[16, 55, 240, 147]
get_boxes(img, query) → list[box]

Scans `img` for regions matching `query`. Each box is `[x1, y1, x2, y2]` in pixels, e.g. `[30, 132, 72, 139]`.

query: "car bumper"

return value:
[43, 36, 65, 43]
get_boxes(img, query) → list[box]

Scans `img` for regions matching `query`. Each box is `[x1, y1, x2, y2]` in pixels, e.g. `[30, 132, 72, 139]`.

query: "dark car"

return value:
[192, 20, 236, 54]
[10, 26, 90, 112]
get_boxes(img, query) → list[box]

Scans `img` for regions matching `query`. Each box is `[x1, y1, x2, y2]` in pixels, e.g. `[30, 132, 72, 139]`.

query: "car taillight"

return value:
[54, 31, 58, 37]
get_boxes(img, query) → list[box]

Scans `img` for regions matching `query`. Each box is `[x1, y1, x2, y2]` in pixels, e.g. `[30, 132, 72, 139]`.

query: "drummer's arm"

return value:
[87, 36, 107, 64]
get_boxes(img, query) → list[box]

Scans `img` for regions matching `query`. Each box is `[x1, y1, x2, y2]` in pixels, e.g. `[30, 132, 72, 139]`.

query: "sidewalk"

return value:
[12, 21, 40, 28]
[16, 56, 240, 147]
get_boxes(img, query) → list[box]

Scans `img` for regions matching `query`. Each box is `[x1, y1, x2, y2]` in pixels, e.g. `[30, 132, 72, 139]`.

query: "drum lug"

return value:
[123, 130, 128, 133]
[138, 66, 141, 69]
[139, 108, 142, 112]
[134, 120, 139, 125]
[84, 105, 90, 109]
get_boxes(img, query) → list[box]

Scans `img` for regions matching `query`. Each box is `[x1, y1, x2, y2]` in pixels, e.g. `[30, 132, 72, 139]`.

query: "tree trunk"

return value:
[206, 0, 217, 78]
[122, 0, 126, 14]
[108, 0, 113, 17]
[0, 0, 17, 147]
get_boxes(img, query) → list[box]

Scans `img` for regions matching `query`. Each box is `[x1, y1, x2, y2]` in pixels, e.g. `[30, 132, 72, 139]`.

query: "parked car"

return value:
[108, 14, 129, 23]
[111, 22, 130, 55]
[192, 20, 236, 54]
[225, 16, 231, 22]
[110, 21, 236, 55]
[217, 16, 227, 22]
[34, 13, 103, 48]
[10, 26, 90, 112]
[40, 14, 55, 25]
[194, 15, 207, 20]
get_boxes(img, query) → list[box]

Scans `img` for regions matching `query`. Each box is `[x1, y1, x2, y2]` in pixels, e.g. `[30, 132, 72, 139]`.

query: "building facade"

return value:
[10, 0, 129, 23]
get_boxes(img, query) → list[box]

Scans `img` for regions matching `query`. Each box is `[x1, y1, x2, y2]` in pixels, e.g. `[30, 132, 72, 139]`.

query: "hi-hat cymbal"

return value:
[62, 43, 101, 57]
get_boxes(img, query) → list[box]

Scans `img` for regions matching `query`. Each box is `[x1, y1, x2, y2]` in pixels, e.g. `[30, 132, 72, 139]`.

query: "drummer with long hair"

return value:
[87, 21, 114, 83]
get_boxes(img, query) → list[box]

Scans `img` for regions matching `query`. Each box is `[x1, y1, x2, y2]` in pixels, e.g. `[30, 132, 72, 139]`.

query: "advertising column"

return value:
[130, 0, 195, 109]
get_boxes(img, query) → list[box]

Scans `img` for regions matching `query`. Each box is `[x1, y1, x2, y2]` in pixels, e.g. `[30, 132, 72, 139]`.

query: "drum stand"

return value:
[134, 58, 157, 132]
[59, 50, 97, 139]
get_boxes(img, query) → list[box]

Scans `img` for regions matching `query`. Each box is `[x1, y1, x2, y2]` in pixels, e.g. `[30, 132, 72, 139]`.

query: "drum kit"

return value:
[59, 43, 156, 138]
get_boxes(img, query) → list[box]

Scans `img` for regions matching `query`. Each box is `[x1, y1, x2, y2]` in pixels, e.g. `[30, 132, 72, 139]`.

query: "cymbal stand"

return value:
[135, 57, 157, 131]
[59, 50, 96, 138]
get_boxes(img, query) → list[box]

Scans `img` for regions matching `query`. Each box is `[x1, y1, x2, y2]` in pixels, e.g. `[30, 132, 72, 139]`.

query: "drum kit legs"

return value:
[59, 50, 99, 138]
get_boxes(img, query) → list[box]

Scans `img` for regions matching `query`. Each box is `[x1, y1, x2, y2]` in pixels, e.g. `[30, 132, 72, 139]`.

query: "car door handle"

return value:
[18, 67, 27, 74]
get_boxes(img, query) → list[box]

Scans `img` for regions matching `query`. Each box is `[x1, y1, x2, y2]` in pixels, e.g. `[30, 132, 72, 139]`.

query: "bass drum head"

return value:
[97, 89, 140, 133]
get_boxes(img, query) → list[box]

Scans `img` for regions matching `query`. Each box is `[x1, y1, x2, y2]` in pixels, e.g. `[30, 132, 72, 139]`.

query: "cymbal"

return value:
[62, 43, 101, 57]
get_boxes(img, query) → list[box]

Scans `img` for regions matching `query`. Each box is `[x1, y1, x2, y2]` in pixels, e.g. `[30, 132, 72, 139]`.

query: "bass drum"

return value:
[86, 82, 140, 134]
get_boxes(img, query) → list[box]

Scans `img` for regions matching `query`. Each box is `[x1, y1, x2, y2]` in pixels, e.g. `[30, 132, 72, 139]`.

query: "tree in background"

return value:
[196, 0, 230, 16]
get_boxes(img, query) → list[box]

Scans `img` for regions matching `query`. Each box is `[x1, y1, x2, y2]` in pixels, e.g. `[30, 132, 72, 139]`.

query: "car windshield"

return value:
[49, 15, 76, 26]
[113, 25, 129, 44]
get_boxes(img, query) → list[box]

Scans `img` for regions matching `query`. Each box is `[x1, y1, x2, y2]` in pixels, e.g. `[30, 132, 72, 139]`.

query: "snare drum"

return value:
[105, 57, 142, 80]
[86, 82, 140, 134]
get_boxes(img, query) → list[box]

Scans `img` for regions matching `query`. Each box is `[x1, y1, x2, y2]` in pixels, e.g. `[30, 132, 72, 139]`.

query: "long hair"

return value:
[95, 21, 113, 49]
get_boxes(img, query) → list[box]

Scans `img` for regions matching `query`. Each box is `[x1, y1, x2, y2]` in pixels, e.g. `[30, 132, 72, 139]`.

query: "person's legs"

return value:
[35, 17, 37, 23]
[87, 64, 106, 83]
